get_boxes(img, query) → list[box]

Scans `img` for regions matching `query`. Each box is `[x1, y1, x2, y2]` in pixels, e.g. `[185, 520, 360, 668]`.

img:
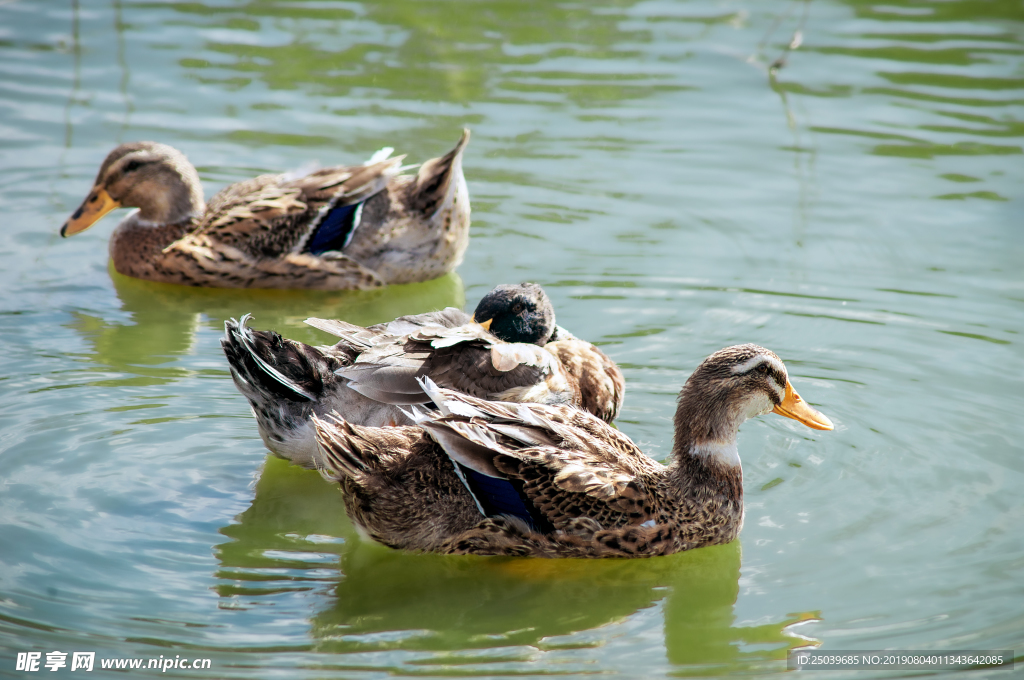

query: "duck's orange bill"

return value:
[471, 315, 493, 331]
[773, 381, 833, 431]
[61, 187, 120, 237]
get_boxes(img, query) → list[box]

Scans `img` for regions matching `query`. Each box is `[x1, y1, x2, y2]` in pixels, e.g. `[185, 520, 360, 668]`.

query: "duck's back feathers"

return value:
[302, 306, 471, 345]
[303, 317, 380, 352]
[371, 306, 471, 335]
[546, 334, 625, 422]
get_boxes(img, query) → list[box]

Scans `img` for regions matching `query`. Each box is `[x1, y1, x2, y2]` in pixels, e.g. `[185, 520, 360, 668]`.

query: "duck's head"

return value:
[677, 344, 832, 458]
[61, 142, 204, 237]
[472, 283, 556, 346]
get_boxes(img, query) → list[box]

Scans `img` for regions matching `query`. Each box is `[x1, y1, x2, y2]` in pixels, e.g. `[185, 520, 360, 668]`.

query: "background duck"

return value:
[60, 131, 471, 289]
[222, 282, 624, 467]
[312, 344, 833, 558]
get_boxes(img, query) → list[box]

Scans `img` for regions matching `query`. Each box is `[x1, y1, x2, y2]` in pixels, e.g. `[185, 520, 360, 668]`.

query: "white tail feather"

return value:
[365, 147, 394, 164]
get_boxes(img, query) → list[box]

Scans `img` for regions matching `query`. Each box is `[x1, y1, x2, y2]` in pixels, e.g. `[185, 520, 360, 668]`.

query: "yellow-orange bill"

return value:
[772, 381, 833, 431]
[61, 187, 120, 237]
[471, 315, 493, 331]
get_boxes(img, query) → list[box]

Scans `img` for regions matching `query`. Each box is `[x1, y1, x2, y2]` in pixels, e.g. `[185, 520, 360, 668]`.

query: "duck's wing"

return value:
[192, 157, 404, 260]
[304, 315, 472, 356]
[304, 317, 381, 352]
[303, 313, 465, 344]
[369, 307, 472, 335]
[304, 320, 575, 407]
[286, 158, 405, 255]
[413, 382, 663, 531]
[545, 336, 625, 422]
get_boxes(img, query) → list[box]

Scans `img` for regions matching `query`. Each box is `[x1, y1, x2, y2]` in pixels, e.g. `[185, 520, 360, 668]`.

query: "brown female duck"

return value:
[60, 131, 470, 289]
[222, 283, 624, 467]
[312, 344, 832, 557]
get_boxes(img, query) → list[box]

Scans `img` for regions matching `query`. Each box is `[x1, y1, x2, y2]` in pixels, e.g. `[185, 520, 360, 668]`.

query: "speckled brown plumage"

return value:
[61, 132, 471, 289]
[316, 417, 483, 551]
[312, 344, 833, 558]
[546, 334, 625, 422]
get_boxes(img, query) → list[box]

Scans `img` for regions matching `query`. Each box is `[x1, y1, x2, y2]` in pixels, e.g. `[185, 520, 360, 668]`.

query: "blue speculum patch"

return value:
[461, 465, 555, 532]
[306, 201, 362, 255]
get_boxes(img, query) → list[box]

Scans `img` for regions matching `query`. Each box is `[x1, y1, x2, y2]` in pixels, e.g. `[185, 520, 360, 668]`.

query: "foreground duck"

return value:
[313, 344, 832, 557]
[60, 131, 471, 289]
[222, 283, 624, 467]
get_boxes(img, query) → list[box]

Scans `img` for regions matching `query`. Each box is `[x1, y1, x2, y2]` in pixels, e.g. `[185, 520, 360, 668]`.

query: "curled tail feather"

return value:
[222, 314, 344, 403]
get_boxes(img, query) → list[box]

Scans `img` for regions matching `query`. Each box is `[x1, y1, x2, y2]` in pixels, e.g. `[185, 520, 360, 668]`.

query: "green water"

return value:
[1, 0, 1022, 677]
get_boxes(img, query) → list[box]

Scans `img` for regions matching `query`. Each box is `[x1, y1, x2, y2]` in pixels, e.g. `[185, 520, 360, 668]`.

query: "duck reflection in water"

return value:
[215, 458, 819, 672]
[63, 268, 464, 387]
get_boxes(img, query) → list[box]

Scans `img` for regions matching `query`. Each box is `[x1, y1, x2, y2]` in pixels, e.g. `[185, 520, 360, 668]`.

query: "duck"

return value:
[311, 344, 833, 557]
[222, 282, 624, 468]
[59, 131, 471, 289]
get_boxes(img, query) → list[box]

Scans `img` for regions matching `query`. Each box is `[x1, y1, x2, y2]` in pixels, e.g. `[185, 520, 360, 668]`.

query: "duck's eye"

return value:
[756, 363, 770, 375]
[512, 303, 524, 313]
[123, 160, 143, 173]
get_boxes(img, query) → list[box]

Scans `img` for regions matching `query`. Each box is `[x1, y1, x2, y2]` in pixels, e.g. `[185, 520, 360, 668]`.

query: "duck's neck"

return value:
[109, 214, 196, 279]
[668, 387, 745, 505]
